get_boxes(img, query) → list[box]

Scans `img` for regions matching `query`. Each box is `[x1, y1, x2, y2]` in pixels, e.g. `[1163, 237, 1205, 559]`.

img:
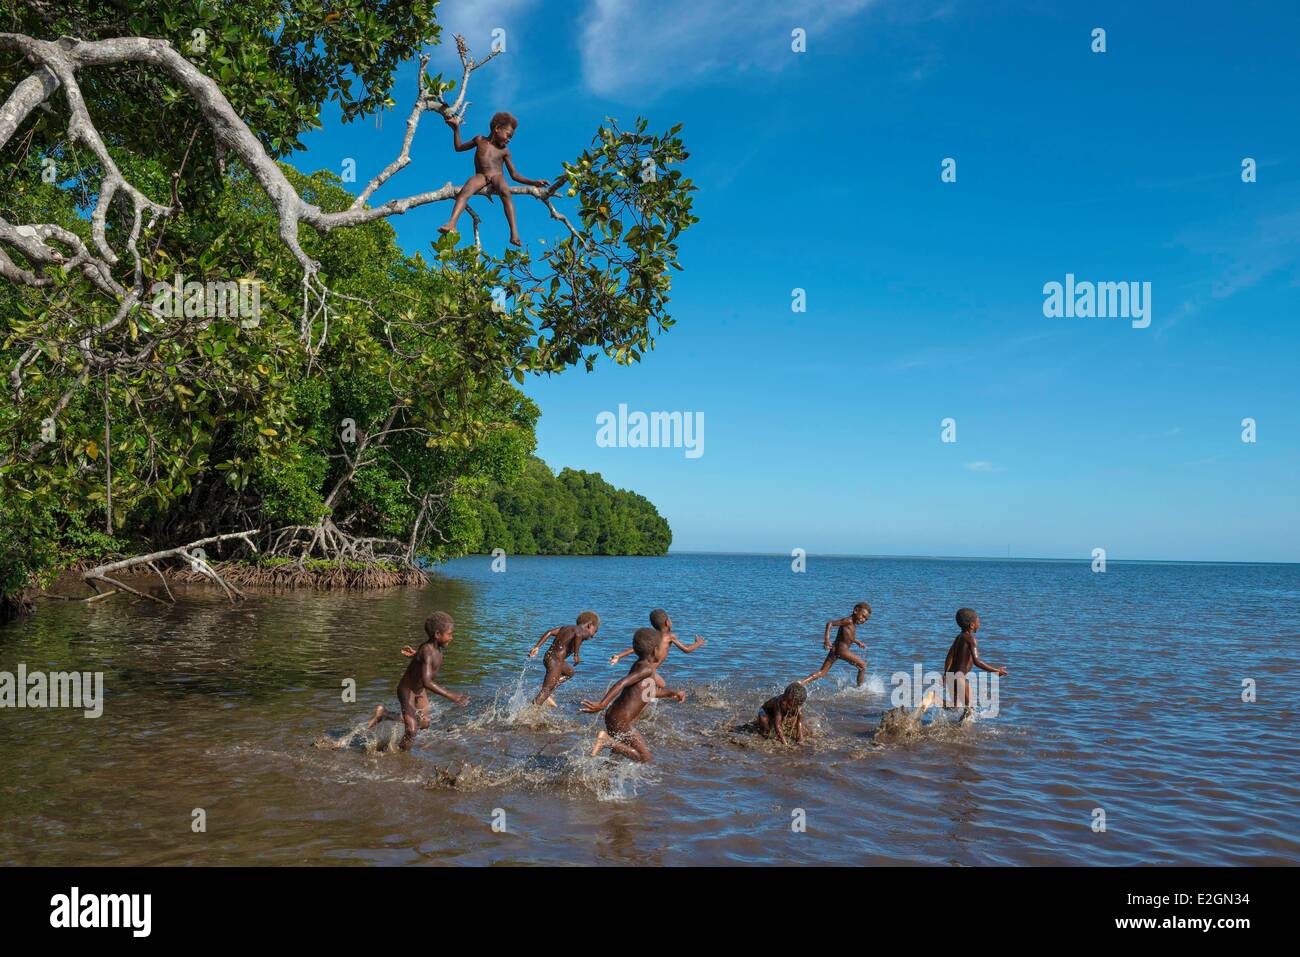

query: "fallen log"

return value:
[82, 530, 258, 605]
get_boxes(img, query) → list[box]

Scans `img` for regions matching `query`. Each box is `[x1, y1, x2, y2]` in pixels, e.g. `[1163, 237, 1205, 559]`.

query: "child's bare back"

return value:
[608, 609, 705, 693]
[527, 611, 601, 707]
[580, 628, 683, 763]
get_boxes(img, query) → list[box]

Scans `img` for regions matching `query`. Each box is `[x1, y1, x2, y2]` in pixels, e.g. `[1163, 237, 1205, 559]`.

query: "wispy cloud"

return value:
[435, 0, 539, 108]
[1163, 202, 1300, 336]
[437, 0, 537, 49]
[964, 461, 1003, 473]
[579, 0, 879, 100]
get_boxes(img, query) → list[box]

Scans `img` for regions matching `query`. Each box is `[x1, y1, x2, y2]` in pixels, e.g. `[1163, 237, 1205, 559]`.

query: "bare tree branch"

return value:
[0, 32, 562, 286]
[82, 529, 258, 604]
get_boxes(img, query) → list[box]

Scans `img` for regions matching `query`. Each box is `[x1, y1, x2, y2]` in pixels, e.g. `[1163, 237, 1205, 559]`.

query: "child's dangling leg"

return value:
[439, 174, 488, 235]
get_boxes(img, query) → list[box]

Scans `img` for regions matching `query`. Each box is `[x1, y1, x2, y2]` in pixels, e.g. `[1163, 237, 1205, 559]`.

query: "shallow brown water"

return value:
[1, 554, 1296, 865]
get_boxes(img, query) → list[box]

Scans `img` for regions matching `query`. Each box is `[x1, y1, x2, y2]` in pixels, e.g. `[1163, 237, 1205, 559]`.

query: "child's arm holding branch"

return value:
[444, 113, 478, 151]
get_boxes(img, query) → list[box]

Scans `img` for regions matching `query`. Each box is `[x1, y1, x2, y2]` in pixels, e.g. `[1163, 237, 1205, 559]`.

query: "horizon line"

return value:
[459, 550, 1299, 566]
[664, 549, 1299, 566]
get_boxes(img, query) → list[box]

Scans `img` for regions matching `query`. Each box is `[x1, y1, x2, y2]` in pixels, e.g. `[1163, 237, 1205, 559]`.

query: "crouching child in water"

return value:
[755, 682, 808, 745]
[579, 627, 684, 763]
[370, 611, 469, 750]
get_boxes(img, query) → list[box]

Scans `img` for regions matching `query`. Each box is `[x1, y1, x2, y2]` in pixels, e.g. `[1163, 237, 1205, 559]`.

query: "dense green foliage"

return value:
[2, 163, 540, 573]
[0, 2, 695, 610]
[5, 0, 442, 184]
[475, 457, 671, 557]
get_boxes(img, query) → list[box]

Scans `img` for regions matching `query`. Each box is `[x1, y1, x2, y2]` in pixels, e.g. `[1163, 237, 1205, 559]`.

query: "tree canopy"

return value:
[0, 3, 695, 614]
[475, 456, 671, 557]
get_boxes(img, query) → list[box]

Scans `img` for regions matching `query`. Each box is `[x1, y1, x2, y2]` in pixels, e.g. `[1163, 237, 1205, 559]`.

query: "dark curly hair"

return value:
[632, 627, 660, 659]
[424, 611, 454, 639]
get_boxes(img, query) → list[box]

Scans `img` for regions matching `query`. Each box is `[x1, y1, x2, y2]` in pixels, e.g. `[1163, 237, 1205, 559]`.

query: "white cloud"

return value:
[579, 0, 879, 99]
[964, 461, 1002, 473]
[434, 0, 538, 109]
[1170, 203, 1300, 312]
[437, 0, 536, 51]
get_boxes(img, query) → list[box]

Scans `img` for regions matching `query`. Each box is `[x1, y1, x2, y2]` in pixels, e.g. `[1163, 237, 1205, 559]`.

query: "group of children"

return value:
[368, 602, 1008, 760]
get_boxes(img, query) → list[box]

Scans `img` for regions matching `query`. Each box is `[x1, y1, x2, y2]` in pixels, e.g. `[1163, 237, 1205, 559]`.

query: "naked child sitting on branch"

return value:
[438, 110, 549, 246]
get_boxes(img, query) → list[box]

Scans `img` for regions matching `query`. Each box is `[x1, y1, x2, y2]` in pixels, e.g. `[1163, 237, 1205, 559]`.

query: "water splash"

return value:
[414, 735, 658, 801]
[809, 671, 887, 700]
[687, 682, 738, 710]
[455, 665, 585, 734]
[315, 718, 406, 753]
[873, 705, 929, 743]
[564, 739, 659, 802]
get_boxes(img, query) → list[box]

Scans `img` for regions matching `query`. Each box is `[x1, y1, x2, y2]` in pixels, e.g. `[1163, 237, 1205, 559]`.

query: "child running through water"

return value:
[801, 602, 872, 687]
[527, 611, 600, 707]
[580, 627, 684, 763]
[608, 608, 705, 690]
[943, 607, 1007, 721]
[370, 611, 469, 751]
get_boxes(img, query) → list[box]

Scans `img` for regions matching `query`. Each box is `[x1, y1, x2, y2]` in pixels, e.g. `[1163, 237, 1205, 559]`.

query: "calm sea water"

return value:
[1, 553, 1296, 865]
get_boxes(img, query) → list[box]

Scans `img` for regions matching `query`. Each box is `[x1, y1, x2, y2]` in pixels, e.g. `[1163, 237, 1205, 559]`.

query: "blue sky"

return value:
[299, 0, 1300, 562]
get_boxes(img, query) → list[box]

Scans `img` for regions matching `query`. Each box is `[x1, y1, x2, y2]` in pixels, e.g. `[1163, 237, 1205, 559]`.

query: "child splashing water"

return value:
[580, 628, 685, 763]
[800, 602, 872, 688]
[527, 611, 601, 708]
[369, 612, 469, 751]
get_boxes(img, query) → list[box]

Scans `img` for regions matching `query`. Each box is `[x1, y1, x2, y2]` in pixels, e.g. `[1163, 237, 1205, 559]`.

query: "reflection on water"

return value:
[1, 554, 1297, 865]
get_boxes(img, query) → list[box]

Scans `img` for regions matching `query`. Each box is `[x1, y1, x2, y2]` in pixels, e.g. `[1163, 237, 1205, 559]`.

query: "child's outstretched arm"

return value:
[444, 113, 477, 152]
[670, 633, 706, 653]
[608, 647, 634, 665]
[528, 627, 559, 658]
[504, 153, 549, 188]
[426, 679, 469, 704]
[973, 653, 1007, 676]
[579, 664, 653, 712]
[421, 655, 469, 706]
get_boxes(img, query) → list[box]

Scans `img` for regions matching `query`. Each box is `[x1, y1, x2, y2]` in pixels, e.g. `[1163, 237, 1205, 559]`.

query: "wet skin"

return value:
[802, 609, 871, 687]
[438, 115, 549, 245]
[372, 629, 468, 750]
[755, 693, 805, 744]
[528, 622, 598, 706]
[608, 618, 705, 690]
[580, 655, 684, 762]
